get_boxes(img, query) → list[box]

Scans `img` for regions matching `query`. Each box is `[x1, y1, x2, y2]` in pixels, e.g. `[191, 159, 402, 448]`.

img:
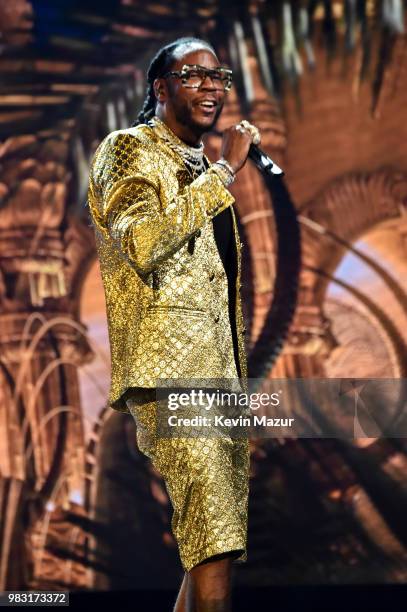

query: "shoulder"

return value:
[90, 124, 161, 185]
[95, 124, 158, 159]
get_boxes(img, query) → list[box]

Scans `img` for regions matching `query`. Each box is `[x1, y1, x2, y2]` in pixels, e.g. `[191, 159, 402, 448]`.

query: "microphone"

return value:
[248, 144, 284, 176]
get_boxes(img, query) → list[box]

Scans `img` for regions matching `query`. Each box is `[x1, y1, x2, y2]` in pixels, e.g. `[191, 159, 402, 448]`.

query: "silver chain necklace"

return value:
[149, 115, 206, 179]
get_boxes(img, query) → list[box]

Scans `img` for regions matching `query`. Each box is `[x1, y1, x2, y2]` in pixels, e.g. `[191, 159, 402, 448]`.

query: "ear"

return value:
[153, 77, 166, 102]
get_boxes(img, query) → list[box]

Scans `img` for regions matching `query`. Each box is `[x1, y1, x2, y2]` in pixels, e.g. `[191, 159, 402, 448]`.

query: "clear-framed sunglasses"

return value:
[162, 64, 233, 92]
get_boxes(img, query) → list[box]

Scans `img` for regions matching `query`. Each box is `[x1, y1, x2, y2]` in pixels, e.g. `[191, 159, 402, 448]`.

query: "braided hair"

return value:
[132, 37, 216, 126]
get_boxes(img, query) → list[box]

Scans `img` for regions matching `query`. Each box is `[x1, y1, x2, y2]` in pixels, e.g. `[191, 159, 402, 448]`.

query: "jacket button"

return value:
[214, 314, 220, 323]
[195, 229, 201, 238]
[209, 272, 215, 281]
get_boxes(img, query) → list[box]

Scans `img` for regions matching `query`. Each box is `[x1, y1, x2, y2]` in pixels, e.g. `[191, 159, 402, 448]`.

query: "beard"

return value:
[171, 95, 224, 135]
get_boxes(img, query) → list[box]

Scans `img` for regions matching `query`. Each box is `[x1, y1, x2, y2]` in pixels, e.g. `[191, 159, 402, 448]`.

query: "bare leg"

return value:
[187, 552, 236, 612]
[173, 572, 191, 612]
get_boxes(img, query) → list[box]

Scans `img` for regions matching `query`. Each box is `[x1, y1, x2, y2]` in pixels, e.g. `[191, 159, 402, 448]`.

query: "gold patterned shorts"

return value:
[126, 388, 250, 572]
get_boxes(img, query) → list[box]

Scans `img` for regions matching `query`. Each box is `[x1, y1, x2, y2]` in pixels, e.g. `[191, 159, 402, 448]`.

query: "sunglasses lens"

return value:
[183, 69, 204, 87]
[183, 67, 233, 91]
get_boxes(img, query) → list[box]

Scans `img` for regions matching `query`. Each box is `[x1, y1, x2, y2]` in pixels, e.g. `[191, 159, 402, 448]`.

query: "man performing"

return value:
[87, 36, 260, 611]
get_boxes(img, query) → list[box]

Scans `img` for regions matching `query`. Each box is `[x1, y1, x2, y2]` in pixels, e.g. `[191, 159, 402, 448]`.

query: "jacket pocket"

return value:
[131, 304, 223, 380]
[146, 305, 209, 318]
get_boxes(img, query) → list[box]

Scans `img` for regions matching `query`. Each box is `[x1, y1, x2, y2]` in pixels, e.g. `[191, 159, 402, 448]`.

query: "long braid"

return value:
[134, 84, 157, 126]
[132, 37, 216, 127]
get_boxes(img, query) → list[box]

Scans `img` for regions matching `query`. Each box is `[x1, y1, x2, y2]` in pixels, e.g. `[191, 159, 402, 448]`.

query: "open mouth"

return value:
[196, 100, 217, 112]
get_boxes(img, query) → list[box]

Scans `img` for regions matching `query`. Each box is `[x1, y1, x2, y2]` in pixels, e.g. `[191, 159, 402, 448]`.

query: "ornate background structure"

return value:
[0, 0, 406, 592]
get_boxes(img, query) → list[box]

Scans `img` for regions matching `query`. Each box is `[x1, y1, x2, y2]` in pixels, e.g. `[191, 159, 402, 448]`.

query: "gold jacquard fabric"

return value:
[87, 118, 248, 413]
[126, 388, 250, 572]
[88, 118, 251, 570]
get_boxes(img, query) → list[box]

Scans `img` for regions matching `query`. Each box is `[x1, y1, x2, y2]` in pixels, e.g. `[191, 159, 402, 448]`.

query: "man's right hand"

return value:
[220, 122, 260, 174]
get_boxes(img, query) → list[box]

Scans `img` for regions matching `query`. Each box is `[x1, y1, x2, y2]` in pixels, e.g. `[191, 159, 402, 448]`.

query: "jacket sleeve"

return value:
[87, 130, 235, 276]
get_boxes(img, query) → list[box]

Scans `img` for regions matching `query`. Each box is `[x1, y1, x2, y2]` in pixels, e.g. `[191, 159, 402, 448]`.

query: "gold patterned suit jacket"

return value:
[87, 117, 247, 413]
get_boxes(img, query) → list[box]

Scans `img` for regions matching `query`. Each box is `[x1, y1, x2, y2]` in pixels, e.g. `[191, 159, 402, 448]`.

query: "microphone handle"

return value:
[248, 144, 284, 176]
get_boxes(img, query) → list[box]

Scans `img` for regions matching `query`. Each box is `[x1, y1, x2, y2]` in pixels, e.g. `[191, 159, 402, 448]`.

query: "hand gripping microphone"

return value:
[248, 144, 284, 177]
[210, 128, 284, 177]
